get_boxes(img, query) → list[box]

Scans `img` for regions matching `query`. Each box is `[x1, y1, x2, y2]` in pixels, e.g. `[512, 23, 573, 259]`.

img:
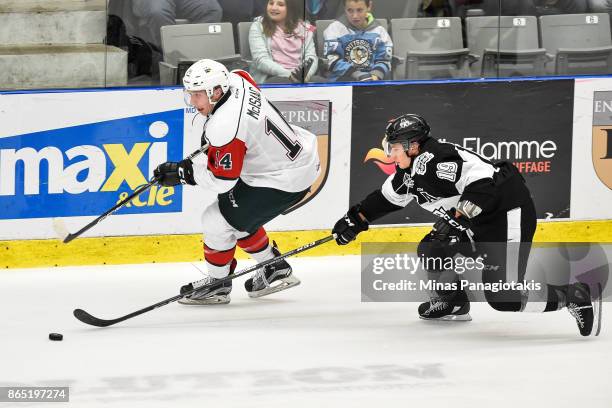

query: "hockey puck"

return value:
[49, 333, 63, 341]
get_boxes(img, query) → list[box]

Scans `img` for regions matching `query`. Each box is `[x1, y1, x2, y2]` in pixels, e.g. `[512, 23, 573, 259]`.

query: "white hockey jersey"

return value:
[191, 70, 320, 193]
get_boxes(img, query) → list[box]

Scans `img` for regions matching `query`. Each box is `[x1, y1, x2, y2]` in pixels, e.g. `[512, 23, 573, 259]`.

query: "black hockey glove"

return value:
[153, 159, 196, 187]
[431, 208, 471, 244]
[332, 205, 369, 245]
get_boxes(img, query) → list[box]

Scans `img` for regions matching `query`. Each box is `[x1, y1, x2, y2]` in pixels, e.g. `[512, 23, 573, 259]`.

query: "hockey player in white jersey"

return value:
[154, 59, 320, 305]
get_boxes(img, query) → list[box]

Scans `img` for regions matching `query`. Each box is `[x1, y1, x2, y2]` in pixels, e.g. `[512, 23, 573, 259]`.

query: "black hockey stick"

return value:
[73, 234, 336, 327]
[59, 144, 209, 244]
[61, 179, 158, 244]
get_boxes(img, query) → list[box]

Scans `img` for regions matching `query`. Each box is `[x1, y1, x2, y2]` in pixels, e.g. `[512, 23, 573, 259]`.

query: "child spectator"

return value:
[323, 0, 393, 82]
[249, 0, 320, 83]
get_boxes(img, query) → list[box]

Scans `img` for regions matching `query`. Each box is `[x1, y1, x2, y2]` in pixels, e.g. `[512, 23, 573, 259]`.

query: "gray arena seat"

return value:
[539, 13, 612, 75]
[237, 21, 253, 63]
[391, 17, 474, 80]
[159, 22, 242, 85]
[466, 15, 549, 77]
[371, 0, 419, 21]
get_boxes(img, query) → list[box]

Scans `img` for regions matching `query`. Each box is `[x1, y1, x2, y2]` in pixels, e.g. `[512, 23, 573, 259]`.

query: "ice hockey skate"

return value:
[179, 260, 236, 305]
[245, 243, 300, 298]
[419, 289, 472, 321]
[566, 282, 602, 336]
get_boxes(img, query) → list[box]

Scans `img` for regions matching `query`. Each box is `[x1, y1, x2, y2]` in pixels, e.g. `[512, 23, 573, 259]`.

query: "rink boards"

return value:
[1, 76, 611, 267]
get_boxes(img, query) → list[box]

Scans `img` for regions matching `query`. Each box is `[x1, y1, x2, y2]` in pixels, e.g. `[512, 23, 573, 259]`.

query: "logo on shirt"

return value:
[402, 173, 414, 190]
[416, 188, 440, 204]
[246, 86, 262, 120]
[345, 39, 373, 67]
[413, 152, 434, 176]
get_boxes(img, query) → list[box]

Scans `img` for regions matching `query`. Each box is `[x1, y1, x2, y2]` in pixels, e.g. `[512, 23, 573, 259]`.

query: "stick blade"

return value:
[63, 233, 77, 244]
[73, 308, 116, 327]
[52, 218, 70, 242]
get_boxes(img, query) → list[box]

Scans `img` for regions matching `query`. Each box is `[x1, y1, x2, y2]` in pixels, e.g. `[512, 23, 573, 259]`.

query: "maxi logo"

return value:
[100, 144, 149, 191]
[0, 110, 184, 219]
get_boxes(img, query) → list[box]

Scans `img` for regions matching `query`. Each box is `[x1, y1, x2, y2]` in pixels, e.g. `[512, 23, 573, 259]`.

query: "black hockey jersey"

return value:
[359, 138, 524, 223]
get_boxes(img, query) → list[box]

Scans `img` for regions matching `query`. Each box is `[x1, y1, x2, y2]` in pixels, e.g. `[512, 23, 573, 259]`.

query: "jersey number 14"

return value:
[215, 150, 233, 170]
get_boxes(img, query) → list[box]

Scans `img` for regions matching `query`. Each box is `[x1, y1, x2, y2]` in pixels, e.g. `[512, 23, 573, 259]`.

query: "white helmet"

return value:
[183, 59, 230, 103]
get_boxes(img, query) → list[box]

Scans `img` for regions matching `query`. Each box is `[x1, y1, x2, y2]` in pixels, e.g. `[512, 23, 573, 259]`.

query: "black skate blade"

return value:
[178, 294, 231, 305]
[248, 276, 300, 298]
[593, 283, 603, 336]
[420, 313, 472, 322]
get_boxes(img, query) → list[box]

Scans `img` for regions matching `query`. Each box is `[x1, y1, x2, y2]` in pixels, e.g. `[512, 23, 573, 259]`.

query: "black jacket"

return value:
[359, 138, 530, 226]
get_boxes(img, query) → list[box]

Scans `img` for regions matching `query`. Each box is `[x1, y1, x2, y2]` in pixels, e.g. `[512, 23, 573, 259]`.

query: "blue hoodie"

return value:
[323, 13, 393, 81]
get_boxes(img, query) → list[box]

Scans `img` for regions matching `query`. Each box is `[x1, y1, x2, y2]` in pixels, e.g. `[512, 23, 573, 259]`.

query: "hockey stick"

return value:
[73, 234, 337, 327]
[60, 179, 159, 244]
[58, 144, 209, 244]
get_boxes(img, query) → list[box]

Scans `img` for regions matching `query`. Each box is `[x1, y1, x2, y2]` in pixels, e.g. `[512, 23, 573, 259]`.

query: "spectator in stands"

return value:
[218, 0, 268, 49]
[588, 0, 612, 14]
[531, 0, 588, 14]
[420, 0, 453, 17]
[131, 0, 223, 51]
[483, 0, 587, 15]
[306, 0, 344, 22]
[448, 0, 486, 18]
[218, 0, 266, 26]
[323, 0, 393, 82]
[249, 0, 320, 83]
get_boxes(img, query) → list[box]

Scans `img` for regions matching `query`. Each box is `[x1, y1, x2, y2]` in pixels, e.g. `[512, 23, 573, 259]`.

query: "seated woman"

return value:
[249, 0, 320, 83]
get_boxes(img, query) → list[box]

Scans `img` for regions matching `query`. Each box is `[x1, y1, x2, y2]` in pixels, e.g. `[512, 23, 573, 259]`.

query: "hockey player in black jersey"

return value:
[332, 114, 601, 336]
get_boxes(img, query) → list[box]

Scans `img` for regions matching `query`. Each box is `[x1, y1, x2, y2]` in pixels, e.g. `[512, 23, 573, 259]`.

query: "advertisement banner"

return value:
[0, 110, 184, 220]
[273, 100, 331, 215]
[570, 78, 612, 220]
[350, 80, 574, 225]
[0, 85, 352, 240]
[260, 86, 352, 232]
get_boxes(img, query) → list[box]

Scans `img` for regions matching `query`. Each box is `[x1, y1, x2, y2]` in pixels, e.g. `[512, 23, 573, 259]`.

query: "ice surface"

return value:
[0, 255, 610, 407]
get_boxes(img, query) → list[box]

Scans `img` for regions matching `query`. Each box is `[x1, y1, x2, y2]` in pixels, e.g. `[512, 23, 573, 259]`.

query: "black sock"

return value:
[544, 284, 567, 312]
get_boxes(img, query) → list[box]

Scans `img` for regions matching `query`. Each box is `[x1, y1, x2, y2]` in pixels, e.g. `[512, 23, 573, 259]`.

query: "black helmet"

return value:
[383, 114, 430, 155]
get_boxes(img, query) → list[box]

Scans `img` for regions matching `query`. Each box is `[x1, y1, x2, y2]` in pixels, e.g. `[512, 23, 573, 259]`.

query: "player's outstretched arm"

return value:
[332, 205, 369, 245]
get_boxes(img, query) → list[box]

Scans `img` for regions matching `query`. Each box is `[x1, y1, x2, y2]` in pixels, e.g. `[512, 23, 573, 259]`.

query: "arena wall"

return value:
[1, 77, 611, 268]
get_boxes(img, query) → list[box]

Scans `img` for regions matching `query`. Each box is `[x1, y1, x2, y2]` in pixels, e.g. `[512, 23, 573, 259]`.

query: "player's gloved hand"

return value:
[153, 159, 196, 186]
[431, 208, 471, 243]
[332, 205, 369, 245]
